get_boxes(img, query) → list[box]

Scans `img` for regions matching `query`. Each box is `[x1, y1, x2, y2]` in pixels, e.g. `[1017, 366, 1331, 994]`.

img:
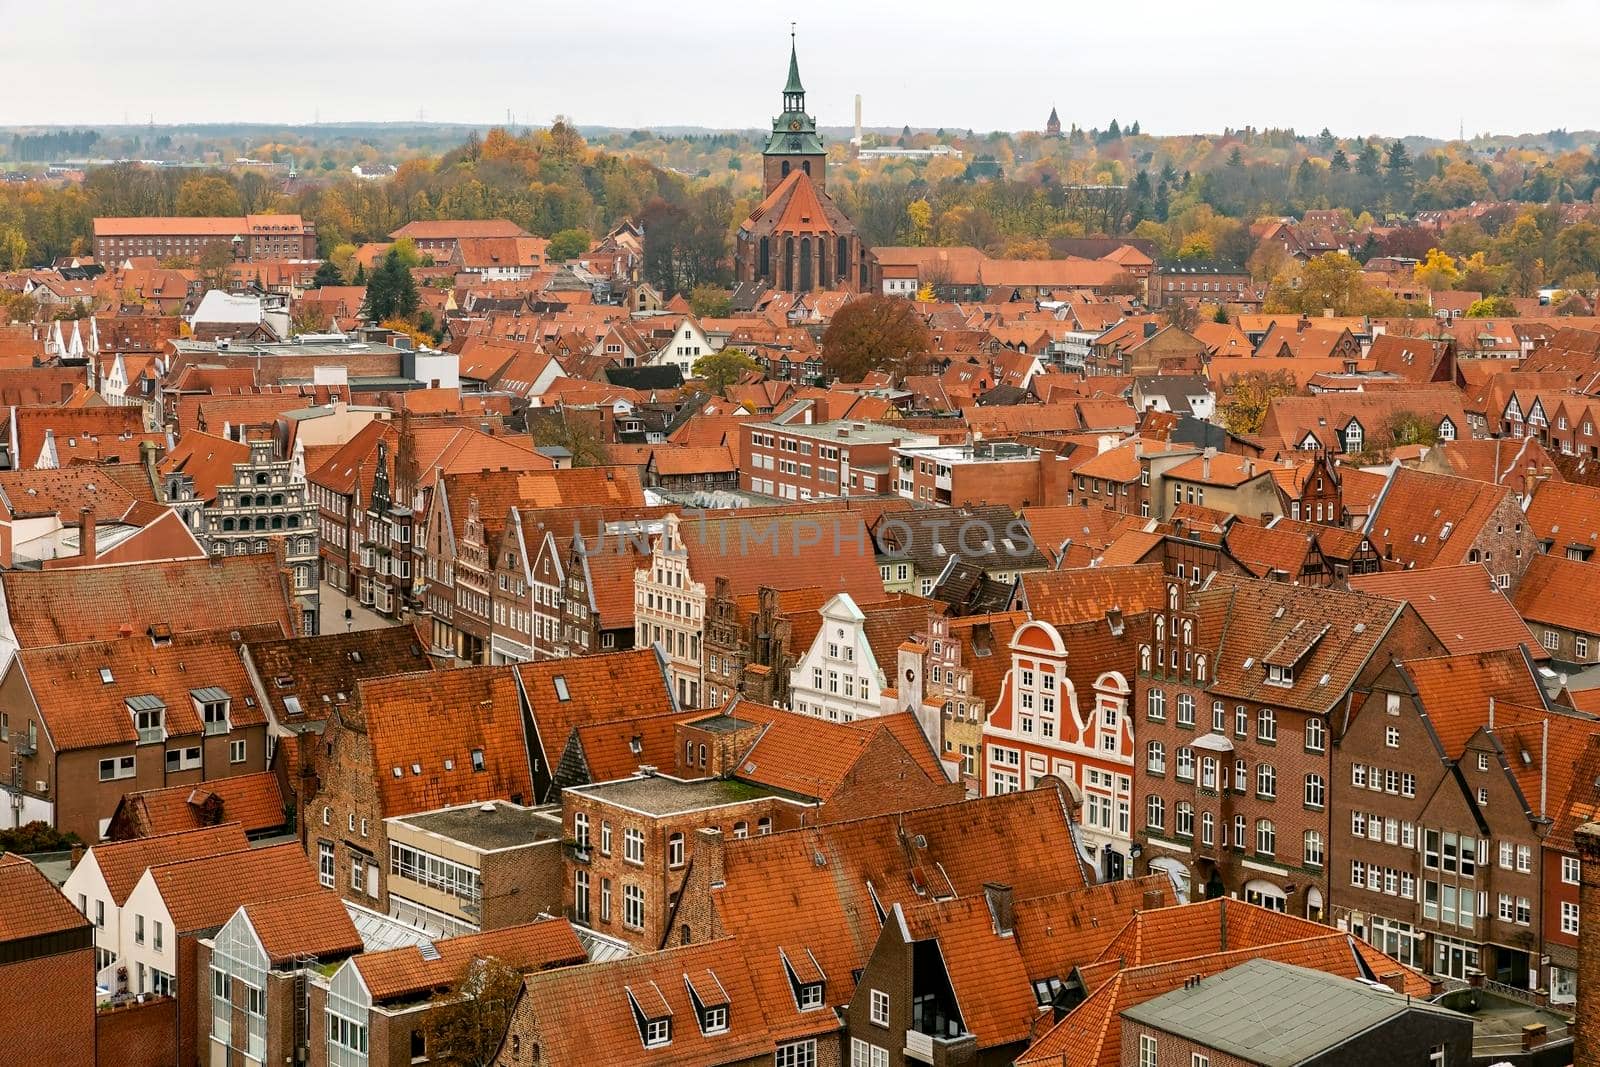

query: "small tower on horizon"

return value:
[1046, 105, 1062, 139]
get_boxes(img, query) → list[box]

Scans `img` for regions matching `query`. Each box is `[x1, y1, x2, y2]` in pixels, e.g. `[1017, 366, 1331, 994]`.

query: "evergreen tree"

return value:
[312, 259, 344, 288]
[1330, 148, 1350, 172]
[1107, 118, 1122, 139]
[1317, 127, 1336, 153]
[1356, 141, 1382, 177]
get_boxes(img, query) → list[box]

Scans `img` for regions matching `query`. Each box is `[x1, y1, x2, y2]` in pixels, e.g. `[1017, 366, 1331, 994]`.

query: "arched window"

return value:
[254, 517, 267, 531]
[1256, 763, 1276, 799]
[1146, 740, 1165, 774]
[271, 494, 283, 506]
[288, 516, 300, 529]
[221, 518, 235, 531]
[759, 236, 771, 277]
[783, 237, 795, 291]
[1256, 820, 1277, 856]
[818, 239, 830, 288]
[1233, 813, 1246, 848]
[798, 237, 812, 291]
[271, 516, 283, 530]
[1146, 794, 1165, 830]
[781, 160, 790, 179]
[802, 160, 811, 175]
[1175, 802, 1193, 836]
[668, 832, 685, 868]
[1304, 774, 1325, 809]
[837, 237, 849, 281]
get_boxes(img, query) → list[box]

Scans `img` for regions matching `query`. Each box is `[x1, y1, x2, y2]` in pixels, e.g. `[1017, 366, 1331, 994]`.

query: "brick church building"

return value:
[734, 34, 867, 293]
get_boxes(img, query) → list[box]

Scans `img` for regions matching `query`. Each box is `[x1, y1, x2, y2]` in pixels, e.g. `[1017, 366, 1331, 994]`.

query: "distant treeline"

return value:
[11, 129, 101, 162]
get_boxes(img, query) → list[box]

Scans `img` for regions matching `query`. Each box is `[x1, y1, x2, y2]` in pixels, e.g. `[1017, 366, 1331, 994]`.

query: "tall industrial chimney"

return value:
[853, 94, 862, 148]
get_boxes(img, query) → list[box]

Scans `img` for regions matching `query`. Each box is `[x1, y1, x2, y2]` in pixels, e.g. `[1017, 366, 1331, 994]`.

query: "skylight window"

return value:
[99, 667, 114, 684]
[553, 676, 570, 701]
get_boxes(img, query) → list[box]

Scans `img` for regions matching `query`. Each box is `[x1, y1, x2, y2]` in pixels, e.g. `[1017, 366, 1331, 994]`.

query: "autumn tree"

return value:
[421, 957, 523, 1067]
[821, 295, 933, 383]
[687, 283, 731, 318]
[1218, 369, 1297, 435]
[197, 242, 235, 293]
[693, 347, 759, 395]
[903, 198, 933, 245]
[547, 227, 592, 261]
[175, 175, 243, 217]
[529, 408, 610, 467]
[1466, 295, 1517, 317]
[1383, 409, 1439, 450]
[0, 226, 28, 271]
[1412, 248, 1461, 292]
[1264, 252, 1398, 316]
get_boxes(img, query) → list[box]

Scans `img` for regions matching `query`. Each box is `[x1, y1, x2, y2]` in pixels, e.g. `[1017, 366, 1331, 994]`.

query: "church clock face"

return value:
[789, 119, 802, 130]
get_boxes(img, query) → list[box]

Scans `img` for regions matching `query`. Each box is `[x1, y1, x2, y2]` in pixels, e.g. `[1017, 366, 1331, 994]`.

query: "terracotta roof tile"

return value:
[712, 789, 1087, 1041]
[1021, 563, 1165, 627]
[1351, 564, 1546, 658]
[243, 625, 437, 727]
[1525, 481, 1600, 553]
[240, 891, 362, 964]
[515, 937, 774, 1066]
[1012, 875, 1174, 982]
[86, 824, 250, 906]
[1398, 649, 1546, 755]
[17, 625, 276, 752]
[149, 842, 320, 934]
[516, 649, 676, 771]
[361, 666, 533, 816]
[0, 852, 89, 943]
[111, 773, 285, 838]
[0, 555, 293, 651]
[354, 917, 584, 1004]
[899, 896, 1042, 1049]
[1365, 467, 1513, 570]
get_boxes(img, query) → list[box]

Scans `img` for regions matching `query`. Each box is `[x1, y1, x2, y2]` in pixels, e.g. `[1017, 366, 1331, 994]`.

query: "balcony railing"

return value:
[136, 726, 165, 746]
[203, 719, 229, 737]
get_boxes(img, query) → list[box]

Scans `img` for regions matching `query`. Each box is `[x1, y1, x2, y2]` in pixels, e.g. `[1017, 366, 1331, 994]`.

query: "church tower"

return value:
[762, 31, 827, 196]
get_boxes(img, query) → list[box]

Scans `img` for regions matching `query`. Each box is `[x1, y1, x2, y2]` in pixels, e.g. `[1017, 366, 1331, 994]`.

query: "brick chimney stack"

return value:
[79, 505, 96, 564]
[1573, 820, 1600, 1066]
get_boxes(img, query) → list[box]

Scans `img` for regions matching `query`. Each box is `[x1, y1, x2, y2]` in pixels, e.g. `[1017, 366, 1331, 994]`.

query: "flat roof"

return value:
[393, 800, 563, 852]
[689, 713, 759, 735]
[894, 442, 1039, 463]
[1122, 959, 1465, 1066]
[753, 419, 929, 446]
[570, 774, 781, 816]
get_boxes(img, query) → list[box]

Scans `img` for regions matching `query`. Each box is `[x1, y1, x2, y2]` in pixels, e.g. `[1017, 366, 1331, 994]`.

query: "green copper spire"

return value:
[765, 25, 825, 160]
[784, 28, 804, 96]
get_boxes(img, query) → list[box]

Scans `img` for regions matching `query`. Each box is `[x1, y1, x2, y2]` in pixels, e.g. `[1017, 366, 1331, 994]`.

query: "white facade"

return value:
[651, 319, 715, 374]
[118, 869, 180, 998]
[61, 849, 120, 979]
[788, 593, 884, 723]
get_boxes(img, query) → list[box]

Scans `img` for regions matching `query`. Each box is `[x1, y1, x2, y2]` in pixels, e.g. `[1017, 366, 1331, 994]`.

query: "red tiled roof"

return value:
[360, 666, 533, 816]
[513, 938, 774, 1066]
[149, 842, 320, 934]
[1526, 481, 1600, 556]
[354, 917, 585, 1003]
[1351, 564, 1546, 659]
[1398, 649, 1546, 755]
[241, 891, 362, 964]
[1021, 563, 1165, 627]
[111, 772, 285, 838]
[899, 896, 1042, 1049]
[86, 824, 250, 906]
[17, 625, 275, 752]
[0, 555, 293, 650]
[0, 852, 89, 943]
[1365, 467, 1514, 570]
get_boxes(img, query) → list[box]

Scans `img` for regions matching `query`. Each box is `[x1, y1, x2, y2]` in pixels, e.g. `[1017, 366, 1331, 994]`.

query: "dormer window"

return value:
[193, 688, 231, 735]
[626, 984, 673, 1049]
[781, 947, 826, 1011]
[127, 695, 165, 745]
[684, 969, 731, 1035]
[1266, 664, 1293, 687]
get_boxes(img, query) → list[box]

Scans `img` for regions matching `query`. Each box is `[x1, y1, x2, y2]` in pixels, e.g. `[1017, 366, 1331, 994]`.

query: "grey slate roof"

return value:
[1121, 959, 1466, 1066]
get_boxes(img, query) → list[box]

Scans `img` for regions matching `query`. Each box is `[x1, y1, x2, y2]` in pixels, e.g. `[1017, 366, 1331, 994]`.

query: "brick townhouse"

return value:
[0, 624, 278, 842]
[559, 700, 961, 952]
[1334, 647, 1600, 991]
[1134, 576, 1445, 917]
[307, 666, 533, 916]
[93, 214, 318, 262]
[983, 612, 1146, 882]
[634, 508, 884, 709]
[742, 419, 936, 500]
[1362, 466, 1538, 590]
[1542, 736, 1600, 1007]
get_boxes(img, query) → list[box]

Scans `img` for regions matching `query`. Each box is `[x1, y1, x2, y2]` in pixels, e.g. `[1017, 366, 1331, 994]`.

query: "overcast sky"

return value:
[5, 0, 1593, 139]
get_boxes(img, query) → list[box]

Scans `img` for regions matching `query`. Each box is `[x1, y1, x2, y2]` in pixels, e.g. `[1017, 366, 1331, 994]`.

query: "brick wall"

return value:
[306, 719, 388, 911]
[96, 993, 176, 1067]
[481, 840, 565, 931]
[1, 948, 95, 1066]
[1573, 821, 1600, 1065]
[817, 730, 964, 824]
